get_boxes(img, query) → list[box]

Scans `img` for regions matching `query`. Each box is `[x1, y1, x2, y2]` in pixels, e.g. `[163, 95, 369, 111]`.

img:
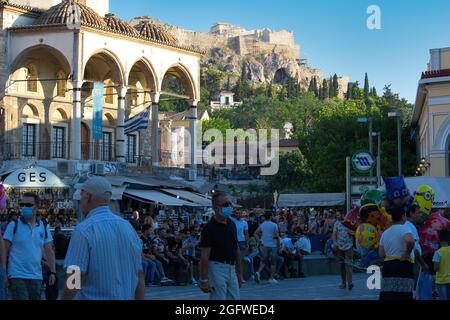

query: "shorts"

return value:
[264, 247, 278, 265]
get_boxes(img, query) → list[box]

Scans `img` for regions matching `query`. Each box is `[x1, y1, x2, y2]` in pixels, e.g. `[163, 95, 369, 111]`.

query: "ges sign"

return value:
[18, 172, 47, 183]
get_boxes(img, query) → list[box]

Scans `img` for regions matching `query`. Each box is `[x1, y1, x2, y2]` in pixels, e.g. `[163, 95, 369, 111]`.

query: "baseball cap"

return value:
[81, 176, 112, 201]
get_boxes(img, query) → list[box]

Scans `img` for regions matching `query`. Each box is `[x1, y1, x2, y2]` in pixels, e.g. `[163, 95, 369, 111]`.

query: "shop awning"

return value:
[73, 186, 127, 201]
[277, 193, 346, 207]
[2, 166, 67, 188]
[123, 189, 201, 207]
[163, 189, 212, 207]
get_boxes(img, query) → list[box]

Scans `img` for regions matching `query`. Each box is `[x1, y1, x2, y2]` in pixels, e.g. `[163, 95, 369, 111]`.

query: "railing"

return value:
[81, 142, 116, 162]
[3, 142, 70, 160]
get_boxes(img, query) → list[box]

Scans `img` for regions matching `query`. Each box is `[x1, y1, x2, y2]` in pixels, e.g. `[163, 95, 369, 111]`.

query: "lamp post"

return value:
[388, 111, 402, 176]
[357, 117, 373, 176]
[372, 132, 382, 186]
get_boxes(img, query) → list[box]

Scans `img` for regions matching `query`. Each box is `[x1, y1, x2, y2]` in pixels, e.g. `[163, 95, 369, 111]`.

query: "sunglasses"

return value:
[20, 203, 34, 208]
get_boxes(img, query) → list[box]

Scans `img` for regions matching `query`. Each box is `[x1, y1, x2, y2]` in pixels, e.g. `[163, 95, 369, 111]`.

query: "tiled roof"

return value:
[104, 13, 139, 37]
[0, 0, 43, 14]
[421, 68, 450, 79]
[134, 20, 178, 46]
[34, 0, 107, 29]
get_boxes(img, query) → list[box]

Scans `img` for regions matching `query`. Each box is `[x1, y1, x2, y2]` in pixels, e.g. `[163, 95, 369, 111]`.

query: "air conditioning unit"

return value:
[92, 163, 105, 176]
[186, 169, 197, 181]
[57, 161, 77, 176]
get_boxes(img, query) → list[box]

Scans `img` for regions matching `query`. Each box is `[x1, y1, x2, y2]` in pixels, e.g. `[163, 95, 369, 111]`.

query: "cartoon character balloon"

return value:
[413, 185, 435, 217]
[342, 207, 359, 236]
[419, 212, 450, 256]
[356, 223, 378, 248]
[357, 204, 390, 249]
[383, 176, 412, 211]
[360, 189, 385, 207]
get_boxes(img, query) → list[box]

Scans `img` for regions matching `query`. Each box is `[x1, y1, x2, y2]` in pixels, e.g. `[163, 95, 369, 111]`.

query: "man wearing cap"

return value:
[61, 176, 144, 300]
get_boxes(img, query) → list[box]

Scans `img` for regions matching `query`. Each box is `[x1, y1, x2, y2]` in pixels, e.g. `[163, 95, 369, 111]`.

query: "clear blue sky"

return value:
[110, 0, 450, 104]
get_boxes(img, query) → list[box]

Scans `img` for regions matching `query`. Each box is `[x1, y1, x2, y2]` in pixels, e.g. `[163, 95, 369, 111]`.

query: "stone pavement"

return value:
[145, 273, 379, 300]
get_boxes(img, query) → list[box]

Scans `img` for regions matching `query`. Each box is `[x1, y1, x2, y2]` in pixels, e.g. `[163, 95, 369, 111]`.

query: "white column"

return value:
[189, 101, 198, 180]
[71, 81, 81, 160]
[151, 93, 160, 168]
[116, 86, 127, 163]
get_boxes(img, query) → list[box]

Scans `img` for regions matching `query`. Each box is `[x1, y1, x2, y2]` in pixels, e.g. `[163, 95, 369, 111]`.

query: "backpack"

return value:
[13, 218, 49, 240]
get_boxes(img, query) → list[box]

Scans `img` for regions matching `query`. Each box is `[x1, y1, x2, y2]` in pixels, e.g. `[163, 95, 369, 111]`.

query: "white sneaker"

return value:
[254, 272, 260, 284]
[268, 278, 278, 284]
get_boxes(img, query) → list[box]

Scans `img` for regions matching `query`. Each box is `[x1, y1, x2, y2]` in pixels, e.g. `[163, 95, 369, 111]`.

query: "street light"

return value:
[388, 111, 402, 176]
[372, 132, 382, 186]
[357, 117, 373, 176]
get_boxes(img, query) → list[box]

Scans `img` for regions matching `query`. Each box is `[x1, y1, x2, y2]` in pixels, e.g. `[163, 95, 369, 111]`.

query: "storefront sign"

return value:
[3, 166, 67, 188]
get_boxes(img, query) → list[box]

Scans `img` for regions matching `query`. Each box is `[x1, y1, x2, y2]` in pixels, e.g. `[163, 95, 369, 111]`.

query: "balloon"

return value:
[360, 189, 385, 206]
[413, 185, 435, 216]
[356, 223, 377, 248]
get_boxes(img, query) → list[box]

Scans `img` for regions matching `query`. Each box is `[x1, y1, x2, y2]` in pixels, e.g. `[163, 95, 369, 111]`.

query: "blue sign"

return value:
[352, 150, 375, 174]
[92, 82, 104, 140]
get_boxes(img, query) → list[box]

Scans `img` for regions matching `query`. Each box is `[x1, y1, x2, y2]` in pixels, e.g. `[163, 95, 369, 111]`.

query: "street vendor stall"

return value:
[0, 165, 75, 226]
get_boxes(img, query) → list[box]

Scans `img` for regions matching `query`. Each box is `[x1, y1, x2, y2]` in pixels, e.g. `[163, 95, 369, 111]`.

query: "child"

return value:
[433, 230, 450, 300]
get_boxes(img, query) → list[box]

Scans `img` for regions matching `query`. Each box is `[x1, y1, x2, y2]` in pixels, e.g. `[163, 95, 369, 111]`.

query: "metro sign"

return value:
[352, 151, 375, 174]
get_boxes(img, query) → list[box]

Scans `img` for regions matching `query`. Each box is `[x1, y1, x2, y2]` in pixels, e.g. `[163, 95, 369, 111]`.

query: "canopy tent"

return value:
[123, 189, 201, 207]
[277, 193, 346, 207]
[379, 177, 450, 209]
[72, 186, 127, 201]
[2, 166, 67, 188]
[163, 189, 212, 207]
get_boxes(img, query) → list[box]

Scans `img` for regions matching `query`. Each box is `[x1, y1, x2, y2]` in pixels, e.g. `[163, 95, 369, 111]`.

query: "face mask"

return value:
[22, 207, 34, 219]
[221, 207, 233, 218]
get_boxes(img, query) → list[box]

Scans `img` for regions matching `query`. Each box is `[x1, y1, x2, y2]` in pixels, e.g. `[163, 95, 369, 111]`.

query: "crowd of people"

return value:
[0, 175, 449, 301]
[125, 206, 346, 287]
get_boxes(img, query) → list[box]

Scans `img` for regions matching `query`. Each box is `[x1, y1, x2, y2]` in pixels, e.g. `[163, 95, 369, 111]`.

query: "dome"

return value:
[34, 0, 107, 29]
[134, 20, 178, 46]
[104, 13, 139, 37]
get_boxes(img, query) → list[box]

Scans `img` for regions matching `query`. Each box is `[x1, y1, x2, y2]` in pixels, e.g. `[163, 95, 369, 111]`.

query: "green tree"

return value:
[268, 150, 311, 193]
[201, 118, 234, 139]
[328, 76, 334, 98]
[332, 74, 339, 97]
[364, 72, 370, 101]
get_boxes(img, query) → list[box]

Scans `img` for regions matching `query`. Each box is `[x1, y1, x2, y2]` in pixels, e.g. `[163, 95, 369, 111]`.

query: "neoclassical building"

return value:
[413, 47, 450, 177]
[0, 0, 202, 176]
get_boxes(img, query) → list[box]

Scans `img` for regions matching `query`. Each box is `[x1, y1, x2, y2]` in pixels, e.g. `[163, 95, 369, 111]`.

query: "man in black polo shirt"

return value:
[199, 191, 243, 300]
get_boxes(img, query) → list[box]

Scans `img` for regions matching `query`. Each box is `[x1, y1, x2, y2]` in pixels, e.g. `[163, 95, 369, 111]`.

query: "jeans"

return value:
[142, 259, 157, 284]
[0, 267, 6, 300]
[437, 283, 450, 300]
[244, 249, 259, 277]
[208, 261, 240, 300]
[263, 256, 284, 275]
[9, 278, 42, 300]
[152, 258, 166, 279]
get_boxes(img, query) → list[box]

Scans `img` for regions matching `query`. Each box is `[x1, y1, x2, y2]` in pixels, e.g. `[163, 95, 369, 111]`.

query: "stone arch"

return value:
[104, 112, 115, 127]
[51, 107, 69, 122]
[83, 49, 125, 85]
[22, 104, 39, 118]
[434, 115, 450, 150]
[127, 57, 158, 94]
[161, 63, 198, 101]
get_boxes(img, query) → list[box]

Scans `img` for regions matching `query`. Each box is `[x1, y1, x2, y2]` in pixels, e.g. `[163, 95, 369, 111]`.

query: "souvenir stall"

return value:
[0, 165, 74, 226]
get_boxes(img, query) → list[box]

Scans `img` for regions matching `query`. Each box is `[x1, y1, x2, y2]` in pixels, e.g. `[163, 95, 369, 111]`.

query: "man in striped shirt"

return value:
[61, 176, 144, 300]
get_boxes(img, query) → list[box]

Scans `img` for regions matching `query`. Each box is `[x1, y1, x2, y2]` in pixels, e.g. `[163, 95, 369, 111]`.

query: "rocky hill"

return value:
[130, 18, 349, 97]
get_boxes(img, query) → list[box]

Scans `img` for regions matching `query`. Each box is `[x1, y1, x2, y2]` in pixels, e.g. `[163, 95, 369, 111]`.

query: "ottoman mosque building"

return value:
[0, 0, 203, 179]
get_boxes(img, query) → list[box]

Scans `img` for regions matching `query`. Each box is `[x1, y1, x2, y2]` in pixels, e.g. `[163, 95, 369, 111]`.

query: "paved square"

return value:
[145, 274, 379, 300]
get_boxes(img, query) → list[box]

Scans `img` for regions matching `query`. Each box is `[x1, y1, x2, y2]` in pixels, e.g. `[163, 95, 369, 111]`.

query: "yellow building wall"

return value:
[441, 50, 450, 69]
[430, 157, 448, 177]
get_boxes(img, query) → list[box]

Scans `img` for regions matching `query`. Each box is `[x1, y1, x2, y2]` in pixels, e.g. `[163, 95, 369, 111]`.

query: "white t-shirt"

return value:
[380, 224, 414, 259]
[404, 220, 422, 256]
[259, 221, 279, 248]
[295, 236, 311, 254]
[230, 217, 248, 242]
[281, 237, 296, 253]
